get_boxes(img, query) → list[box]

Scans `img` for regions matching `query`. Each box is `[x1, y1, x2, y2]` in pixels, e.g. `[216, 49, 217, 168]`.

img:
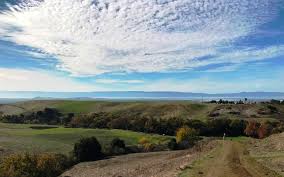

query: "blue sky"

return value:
[0, 0, 283, 93]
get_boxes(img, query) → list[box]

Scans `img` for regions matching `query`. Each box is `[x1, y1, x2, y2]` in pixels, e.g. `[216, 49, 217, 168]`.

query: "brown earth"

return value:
[204, 141, 280, 177]
[180, 138, 283, 177]
[61, 139, 283, 177]
[61, 141, 217, 177]
[248, 132, 284, 176]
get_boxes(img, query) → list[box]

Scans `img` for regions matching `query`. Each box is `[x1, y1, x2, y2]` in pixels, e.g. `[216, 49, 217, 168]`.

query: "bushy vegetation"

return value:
[207, 99, 244, 104]
[175, 127, 198, 149]
[0, 108, 65, 124]
[168, 138, 178, 150]
[73, 137, 103, 162]
[176, 127, 198, 143]
[244, 121, 276, 139]
[0, 153, 71, 177]
[1, 101, 284, 140]
[110, 138, 126, 155]
[2, 107, 283, 139]
[0, 136, 141, 177]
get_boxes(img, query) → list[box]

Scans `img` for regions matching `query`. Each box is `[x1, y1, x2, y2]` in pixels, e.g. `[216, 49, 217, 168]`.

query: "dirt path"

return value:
[181, 141, 282, 177]
[61, 140, 282, 177]
[61, 151, 195, 177]
[61, 141, 216, 177]
[205, 141, 256, 177]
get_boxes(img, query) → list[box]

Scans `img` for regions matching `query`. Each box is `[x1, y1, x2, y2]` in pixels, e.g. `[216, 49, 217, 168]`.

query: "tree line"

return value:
[1, 108, 283, 139]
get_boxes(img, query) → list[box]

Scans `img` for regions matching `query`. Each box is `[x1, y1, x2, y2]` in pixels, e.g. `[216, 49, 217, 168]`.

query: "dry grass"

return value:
[248, 132, 284, 176]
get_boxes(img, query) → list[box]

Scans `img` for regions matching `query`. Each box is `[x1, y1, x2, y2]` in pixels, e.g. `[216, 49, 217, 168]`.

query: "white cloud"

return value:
[195, 45, 284, 71]
[0, 68, 102, 91]
[1, 67, 283, 93]
[96, 79, 144, 84]
[202, 64, 242, 73]
[134, 77, 284, 93]
[0, 0, 282, 75]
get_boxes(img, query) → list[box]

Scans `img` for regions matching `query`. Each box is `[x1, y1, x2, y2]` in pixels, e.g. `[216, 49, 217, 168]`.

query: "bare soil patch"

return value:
[61, 141, 217, 177]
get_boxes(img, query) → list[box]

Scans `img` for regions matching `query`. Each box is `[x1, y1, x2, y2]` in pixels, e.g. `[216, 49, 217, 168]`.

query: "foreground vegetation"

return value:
[0, 123, 196, 177]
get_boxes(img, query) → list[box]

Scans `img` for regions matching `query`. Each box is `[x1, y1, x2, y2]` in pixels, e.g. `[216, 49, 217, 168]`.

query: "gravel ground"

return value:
[61, 141, 216, 177]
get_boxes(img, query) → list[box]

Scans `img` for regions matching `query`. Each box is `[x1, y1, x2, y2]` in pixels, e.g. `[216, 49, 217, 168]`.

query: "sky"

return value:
[0, 0, 283, 93]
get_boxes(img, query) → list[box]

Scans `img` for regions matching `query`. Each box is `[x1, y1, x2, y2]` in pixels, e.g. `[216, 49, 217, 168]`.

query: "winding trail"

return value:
[61, 150, 195, 177]
[61, 140, 282, 177]
[184, 141, 282, 177]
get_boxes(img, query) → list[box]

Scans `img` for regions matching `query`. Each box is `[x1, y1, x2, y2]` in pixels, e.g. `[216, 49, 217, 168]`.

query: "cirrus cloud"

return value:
[0, 0, 282, 75]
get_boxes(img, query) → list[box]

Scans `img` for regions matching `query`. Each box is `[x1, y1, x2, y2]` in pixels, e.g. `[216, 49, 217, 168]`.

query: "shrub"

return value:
[244, 121, 260, 138]
[176, 127, 198, 144]
[0, 153, 70, 177]
[229, 119, 246, 136]
[138, 137, 155, 152]
[206, 119, 231, 136]
[257, 122, 273, 139]
[138, 137, 150, 145]
[185, 119, 207, 135]
[70, 115, 94, 128]
[177, 140, 191, 149]
[168, 138, 178, 150]
[143, 143, 155, 152]
[110, 138, 126, 155]
[73, 137, 103, 162]
[108, 118, 131, 130]
[267, 105, 278, 113]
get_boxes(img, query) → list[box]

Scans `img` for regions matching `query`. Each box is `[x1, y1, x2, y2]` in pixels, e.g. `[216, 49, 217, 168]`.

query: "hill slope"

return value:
[2, 100, 213, 120]
[0, 100, 284, 121]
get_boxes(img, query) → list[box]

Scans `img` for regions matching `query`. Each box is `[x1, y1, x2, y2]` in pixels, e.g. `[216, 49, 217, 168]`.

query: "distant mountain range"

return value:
[0, 91, 284, 100]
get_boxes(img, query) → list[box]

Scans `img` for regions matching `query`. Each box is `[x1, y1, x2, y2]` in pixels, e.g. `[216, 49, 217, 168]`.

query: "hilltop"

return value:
[1, 100, 284, 121]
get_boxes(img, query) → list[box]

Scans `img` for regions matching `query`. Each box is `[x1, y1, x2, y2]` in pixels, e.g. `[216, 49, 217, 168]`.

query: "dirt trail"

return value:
[61, 150, 194, 177]
[187, 141, 282, 177]
[61, 141, 216, 177]
[61, 140, 282, 177]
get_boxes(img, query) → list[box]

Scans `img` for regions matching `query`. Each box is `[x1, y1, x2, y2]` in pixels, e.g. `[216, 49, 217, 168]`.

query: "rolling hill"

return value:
[1, 100, 284, 121]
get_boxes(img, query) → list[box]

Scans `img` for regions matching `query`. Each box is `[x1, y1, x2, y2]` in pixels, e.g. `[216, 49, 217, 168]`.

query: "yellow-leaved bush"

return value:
[0, 153, 71, 177]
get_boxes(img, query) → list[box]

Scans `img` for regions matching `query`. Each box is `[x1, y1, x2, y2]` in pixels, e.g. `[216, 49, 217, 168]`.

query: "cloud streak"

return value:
[96, 79, 144, 84]
[0, 0, 282, 75]
[0, 68, 100, 91]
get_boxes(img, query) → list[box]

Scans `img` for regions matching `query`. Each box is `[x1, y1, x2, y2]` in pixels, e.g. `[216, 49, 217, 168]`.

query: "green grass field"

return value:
[0, 123, 173, 155]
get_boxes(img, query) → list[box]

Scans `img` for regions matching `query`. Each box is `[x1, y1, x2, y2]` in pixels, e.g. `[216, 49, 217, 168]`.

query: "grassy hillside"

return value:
[0, 100, 284, 121]
[179, 139, 282, 177]
[1, 100, 213, 120]
[0, 123, 172, 156]
[248, 132, 284, 176]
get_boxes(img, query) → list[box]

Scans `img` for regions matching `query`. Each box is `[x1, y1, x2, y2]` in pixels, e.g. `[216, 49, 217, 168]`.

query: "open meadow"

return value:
[0, 123, 172, 156]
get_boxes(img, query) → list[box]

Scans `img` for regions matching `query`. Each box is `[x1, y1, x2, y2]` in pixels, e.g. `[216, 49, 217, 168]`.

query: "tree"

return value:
[168, 138, 178, 150]
[257, 122, 273, 139]
[73, 137, 103, 162]
[110, 138, 126, 154]
[176, 127, 198, 144]
[244, 121, 260, 138]
[229, 119, 246, 136]
[62, 113, 74, 126]
[207, 119, 231, 136]
[70, 115, 93, 128]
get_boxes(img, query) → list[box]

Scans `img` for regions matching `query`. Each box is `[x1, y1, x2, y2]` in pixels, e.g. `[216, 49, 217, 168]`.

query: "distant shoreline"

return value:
[0, 96, 283, 104]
